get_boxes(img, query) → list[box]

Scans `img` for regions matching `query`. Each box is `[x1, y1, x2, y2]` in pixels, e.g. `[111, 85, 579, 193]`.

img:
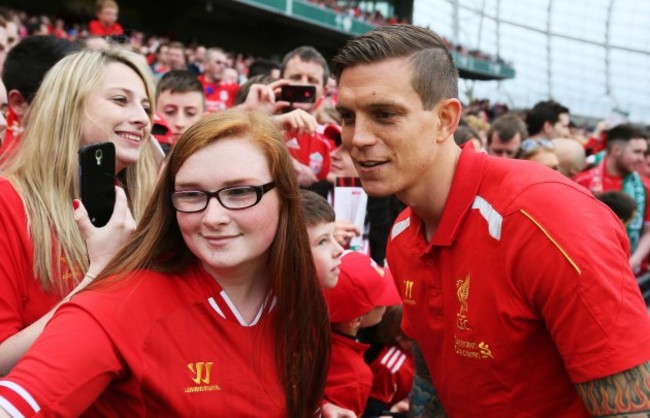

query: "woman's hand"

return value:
[73, 186, 136, 276]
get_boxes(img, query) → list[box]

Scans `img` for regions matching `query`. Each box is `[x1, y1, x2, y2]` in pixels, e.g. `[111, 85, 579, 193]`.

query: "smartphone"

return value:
[78, 142, 116, 227]
[280, 85, 316, 103]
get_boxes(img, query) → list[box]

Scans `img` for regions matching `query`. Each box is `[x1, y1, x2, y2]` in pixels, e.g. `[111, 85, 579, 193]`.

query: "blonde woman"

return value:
[0, 48, 158, 374]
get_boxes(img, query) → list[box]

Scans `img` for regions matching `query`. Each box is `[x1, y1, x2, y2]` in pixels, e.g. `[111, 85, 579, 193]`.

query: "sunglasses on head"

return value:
[518, 139, 555, 158]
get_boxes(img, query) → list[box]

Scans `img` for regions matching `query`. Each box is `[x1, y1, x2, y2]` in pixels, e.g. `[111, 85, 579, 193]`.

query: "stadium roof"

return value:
[414, 0, 650, 124]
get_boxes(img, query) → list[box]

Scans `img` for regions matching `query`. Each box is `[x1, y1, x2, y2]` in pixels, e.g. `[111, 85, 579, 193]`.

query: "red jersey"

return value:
[368, 345, 413, 405]
[386, 148, 650, 416]
[87, 20, 124, 36]
[0, 178, 73, 343]
[285, 126, 332, 181]
[324, 332, 372, 416]
[198, 75, 239, 112]
[0, 262, 286, 417]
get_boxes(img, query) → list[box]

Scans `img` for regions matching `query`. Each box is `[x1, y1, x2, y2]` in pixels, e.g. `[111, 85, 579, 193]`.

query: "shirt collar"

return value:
[427, 145, 485, 247]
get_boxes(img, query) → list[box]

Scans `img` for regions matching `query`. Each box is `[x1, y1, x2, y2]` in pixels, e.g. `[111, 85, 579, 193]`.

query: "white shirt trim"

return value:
[207, 297, 225, 319]
[0, 381, 40, 414]
[391, 353, 407, 374]
[219, 291, 271, 327]
[471, 196, 503, 241]
[380, 346, 397, 365]
[0, 396, 25, 418]
[391, 218, 410, 240]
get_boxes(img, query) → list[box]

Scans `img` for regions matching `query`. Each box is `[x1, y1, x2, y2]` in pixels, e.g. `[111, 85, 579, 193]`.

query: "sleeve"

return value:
[0, 185, 34, 343]
[369, 356, 397, 404]
[0, 303, 123, 417]
[503, 183, 650, 383]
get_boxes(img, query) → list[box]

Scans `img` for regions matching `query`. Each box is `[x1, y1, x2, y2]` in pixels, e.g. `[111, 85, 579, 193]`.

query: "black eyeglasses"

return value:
[518, 139, 555, 157]
[171, 182, 275, 213]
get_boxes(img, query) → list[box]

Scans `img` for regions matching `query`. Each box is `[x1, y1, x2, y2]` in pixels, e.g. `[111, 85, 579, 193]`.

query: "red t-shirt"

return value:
[368, 345, 413, 405]
[198, 75, 239, 112]
[324, 332, 372, 415]
[285, 127, 332, 181]
[0, 178, 73, 343]
[87, 19, 124, 36]
[386, 148, 650, 416]
[0, 262, 286, 417]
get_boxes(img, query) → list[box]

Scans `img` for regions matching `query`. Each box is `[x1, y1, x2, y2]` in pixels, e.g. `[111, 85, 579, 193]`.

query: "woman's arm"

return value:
[0, 187, 135, 375]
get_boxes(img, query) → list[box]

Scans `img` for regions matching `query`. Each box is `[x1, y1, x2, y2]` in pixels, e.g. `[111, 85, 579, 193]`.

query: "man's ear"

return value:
[8, 90, 28, 119]
[348, 316, 363, 329]
[609, 141, 624, 157]
[542, 121, 554, 137]
[435, 98, 462, 143]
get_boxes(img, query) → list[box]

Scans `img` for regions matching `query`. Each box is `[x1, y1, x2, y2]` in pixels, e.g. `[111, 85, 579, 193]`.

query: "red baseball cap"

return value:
[152, 113, 174, 146]
[323, 123, 341, 147]
[325, 251, 401, 323]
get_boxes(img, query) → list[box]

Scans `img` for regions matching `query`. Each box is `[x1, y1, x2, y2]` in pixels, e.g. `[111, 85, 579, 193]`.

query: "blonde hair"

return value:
[96, 0, 119, 12]
[1, 47, 157, 294]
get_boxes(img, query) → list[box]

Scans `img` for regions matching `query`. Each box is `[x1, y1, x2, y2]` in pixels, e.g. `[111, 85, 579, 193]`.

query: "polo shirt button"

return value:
[426, 259, 434, 266]
[431, 288, 440, 296]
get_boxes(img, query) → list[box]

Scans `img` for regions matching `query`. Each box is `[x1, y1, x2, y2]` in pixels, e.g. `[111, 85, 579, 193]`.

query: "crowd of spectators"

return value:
[306, 0, 410, 26]
[0, 3, 648, 418]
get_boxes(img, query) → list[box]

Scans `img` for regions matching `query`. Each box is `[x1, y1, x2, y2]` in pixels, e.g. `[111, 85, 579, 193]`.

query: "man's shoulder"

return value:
[479, 157, 589, 214]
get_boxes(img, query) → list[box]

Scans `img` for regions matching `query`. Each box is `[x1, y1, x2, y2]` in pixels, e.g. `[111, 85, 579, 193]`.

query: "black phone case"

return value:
[280, 85, 316, 103]
[78, 142, 116, 227]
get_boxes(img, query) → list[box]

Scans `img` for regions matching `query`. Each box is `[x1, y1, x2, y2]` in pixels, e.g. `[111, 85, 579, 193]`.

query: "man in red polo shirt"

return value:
[332, 25, 650, 417]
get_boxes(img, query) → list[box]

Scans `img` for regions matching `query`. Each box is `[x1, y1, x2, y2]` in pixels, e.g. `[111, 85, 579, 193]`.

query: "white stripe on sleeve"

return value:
[0, 382, 39, 413]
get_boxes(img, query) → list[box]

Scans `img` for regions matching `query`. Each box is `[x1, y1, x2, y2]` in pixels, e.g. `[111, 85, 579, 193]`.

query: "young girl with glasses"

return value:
[0, 110, 330, 417]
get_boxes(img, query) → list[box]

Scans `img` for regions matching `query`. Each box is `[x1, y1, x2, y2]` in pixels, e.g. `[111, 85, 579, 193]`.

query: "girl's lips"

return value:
[203, 234, 239, 245]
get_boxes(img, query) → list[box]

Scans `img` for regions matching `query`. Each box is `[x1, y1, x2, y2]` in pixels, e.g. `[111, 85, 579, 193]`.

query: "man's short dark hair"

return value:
[595, 191, 637, 224]
[299, 189, 335, 227]
[525, 100, 570, 137]
[156, 70, 204, 100]
[487, 114, 528, 145]
[331, 24, 458, 109]
[2, 35, 81, 104]
[605, 124, 649, 151]
[248, 58, 281, 79]
[281, 46, 329, 86]
[454, 124, 481, 146]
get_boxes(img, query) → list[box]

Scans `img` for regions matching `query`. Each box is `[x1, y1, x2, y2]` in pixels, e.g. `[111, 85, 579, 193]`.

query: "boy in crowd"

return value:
[323, 251, 402, 416]
[154, 69, 205, 153]
[299, 189, 343, 289]
[0, 35, 80, 159]
[596, 190, 637, 226]
[88, 0, 123, 37]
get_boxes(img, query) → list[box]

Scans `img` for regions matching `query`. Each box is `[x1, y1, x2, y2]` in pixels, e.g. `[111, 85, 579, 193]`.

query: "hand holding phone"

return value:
[280, 85, 316, 104]
[78, 142, 116, 227]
